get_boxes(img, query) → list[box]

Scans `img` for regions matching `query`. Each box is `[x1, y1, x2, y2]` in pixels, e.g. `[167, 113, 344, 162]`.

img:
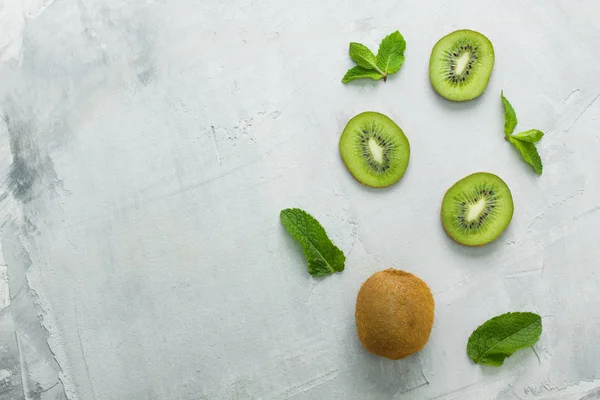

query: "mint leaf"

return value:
[376, 30, 406, 76]
[342, 31, 406, 84]
[509, 137, 543, 174]
[511, 129, 544, 143]
[501, 91, 518, 136]
[349, 43, 381, 72]
[280, 208, 345, 277]
[342, 66, 384, 83]
[467, 312, 542, 367]
[501, 92, 544, 174]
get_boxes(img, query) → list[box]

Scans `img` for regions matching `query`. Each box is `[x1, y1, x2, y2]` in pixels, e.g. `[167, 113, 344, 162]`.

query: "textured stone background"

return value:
[0, 0, 599, 399]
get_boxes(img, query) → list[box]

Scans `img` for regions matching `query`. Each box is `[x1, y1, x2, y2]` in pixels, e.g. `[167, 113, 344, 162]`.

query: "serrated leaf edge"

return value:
[375, 30, 406, 75]
[501, 90, 518, 137]
[469, 312, 542, 365]
[280, 209, 343, 275]
[349, 42, 384, 75]
[341, 66, 384, 83]
[510, 129, 545, 143]
[508, 138, 543, 174]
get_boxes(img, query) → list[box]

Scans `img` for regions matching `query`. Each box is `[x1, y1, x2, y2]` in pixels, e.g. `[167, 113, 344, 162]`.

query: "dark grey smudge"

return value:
[4, 115, 56, 205]
[129, 8, 158, 86]
[580, 386, 600, 400]
[2, 230, 67, 400]
[0, 3, 158, 400]
[131, 29, 156, 86]
[137, 67, 155, 85]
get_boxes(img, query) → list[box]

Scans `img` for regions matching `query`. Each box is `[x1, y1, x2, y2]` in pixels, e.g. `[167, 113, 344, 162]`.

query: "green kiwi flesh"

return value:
[441, 172, 513, 246]
[429, 29, 495, 101]
[339, 112, 410, 188]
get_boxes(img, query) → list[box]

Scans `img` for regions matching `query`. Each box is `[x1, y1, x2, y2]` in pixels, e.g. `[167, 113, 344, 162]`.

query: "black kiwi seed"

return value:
[442, 173, 512, 245]
[440, 45, 481, 85]
[339, 112, 411, 188]
[430, 30, 495, 101]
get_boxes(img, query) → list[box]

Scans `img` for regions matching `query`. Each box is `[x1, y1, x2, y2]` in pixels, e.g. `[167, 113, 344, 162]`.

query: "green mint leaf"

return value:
[280, 208, 346, 277]
[376, 30, 406, 75]
[349, 43, 380, 71]
[509, 137, 543, 174]
[467, 312, 542, 367]
[501, 91, 518, 136]
[342, 66, 384, 83]
[511, 129, 544, 143]
[342, 31, 406, 83]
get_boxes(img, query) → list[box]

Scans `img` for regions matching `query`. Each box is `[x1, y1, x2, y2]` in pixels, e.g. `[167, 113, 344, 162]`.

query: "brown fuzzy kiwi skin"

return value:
[355, 269, 435, 360]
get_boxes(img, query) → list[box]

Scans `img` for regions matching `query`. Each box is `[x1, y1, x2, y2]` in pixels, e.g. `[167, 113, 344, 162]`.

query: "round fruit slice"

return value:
[355, 269, 434, 360]
[339, 111, 410, 188]
[429, 29, 495, 101]
[441, 172, 513, 246]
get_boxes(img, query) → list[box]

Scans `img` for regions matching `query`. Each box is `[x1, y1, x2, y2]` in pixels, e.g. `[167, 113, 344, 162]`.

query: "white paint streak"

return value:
[0, 247, 8, 311]
[0, 0, 57, 62]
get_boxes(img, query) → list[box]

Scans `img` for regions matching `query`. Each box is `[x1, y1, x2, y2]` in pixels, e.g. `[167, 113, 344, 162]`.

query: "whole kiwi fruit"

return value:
[355, 269, 434, 360]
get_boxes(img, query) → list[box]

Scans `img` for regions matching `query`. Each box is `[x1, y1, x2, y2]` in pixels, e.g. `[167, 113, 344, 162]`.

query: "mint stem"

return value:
[372, 65, 386, 80]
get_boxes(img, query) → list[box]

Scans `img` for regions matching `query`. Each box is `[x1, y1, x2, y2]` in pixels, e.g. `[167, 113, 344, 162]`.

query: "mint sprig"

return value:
[467, 312, 542, 367]
[342, 30, 406, 83]
[501, 92, 544, 175]
[280, 208, 346, 277]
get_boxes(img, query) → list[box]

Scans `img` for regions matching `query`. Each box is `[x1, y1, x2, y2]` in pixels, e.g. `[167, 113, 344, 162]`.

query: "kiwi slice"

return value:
[429, 29, 495, 101]
[355, 269, 434, 360]
[441, 172, 514, 246]
[339, 112, 410, 188]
